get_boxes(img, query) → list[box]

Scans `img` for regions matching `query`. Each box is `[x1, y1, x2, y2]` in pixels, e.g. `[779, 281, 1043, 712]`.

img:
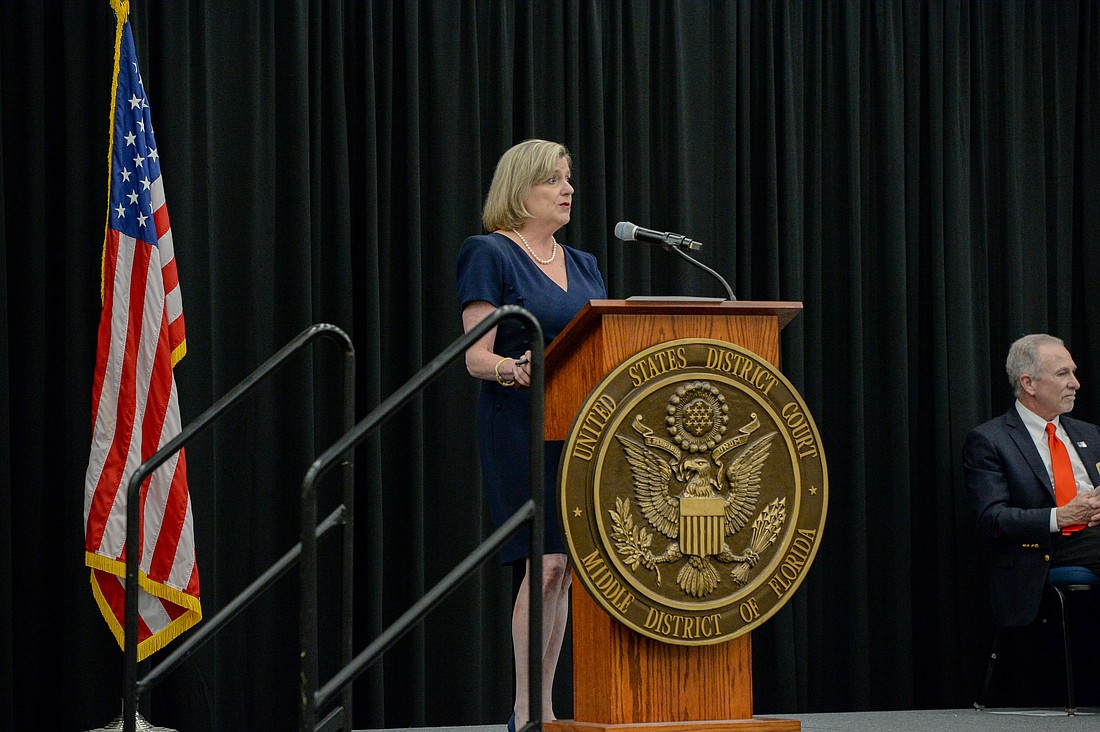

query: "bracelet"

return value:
[494, 357, 516, 387]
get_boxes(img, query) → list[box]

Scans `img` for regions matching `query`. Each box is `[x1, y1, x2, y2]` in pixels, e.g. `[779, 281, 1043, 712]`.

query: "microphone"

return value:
[613, 220, 736, 300]
[614, 221, 703, 251]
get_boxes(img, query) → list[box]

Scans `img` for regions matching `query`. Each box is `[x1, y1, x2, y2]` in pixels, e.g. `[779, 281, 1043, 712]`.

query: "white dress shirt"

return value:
[1015, 400, 1092, 532]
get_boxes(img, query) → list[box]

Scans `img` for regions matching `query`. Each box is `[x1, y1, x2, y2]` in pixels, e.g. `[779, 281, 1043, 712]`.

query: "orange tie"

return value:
[1046, 422, 1084, 534]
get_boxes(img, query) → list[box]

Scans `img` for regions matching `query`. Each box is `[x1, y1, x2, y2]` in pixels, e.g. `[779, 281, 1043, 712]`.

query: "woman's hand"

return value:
[462, 301, 533, 388]
[510, 350, 533, 389]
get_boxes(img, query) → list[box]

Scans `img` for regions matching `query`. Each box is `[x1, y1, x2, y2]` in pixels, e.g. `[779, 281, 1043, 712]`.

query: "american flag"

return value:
[83, 1, 201, 660]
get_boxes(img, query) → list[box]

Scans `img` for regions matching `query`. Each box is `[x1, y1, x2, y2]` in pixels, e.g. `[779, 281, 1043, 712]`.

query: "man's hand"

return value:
[1084, 488, 1100, 527]
[1057, 487, 1100, 528]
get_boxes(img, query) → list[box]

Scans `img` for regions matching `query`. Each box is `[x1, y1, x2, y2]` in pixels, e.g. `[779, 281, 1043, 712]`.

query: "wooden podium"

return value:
[543, 299, 803, 732]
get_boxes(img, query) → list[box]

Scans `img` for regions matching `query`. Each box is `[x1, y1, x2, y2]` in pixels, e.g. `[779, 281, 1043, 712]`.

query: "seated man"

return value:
[964, 333, 1100, 627]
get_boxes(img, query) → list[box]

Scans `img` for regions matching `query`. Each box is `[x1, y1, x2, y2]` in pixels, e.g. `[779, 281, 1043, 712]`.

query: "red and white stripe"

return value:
[84, 172, 200, 658]
[152, 176, 186, 361]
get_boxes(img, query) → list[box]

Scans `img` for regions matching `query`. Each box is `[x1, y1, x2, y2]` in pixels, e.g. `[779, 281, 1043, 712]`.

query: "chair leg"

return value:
[1051, 585, 1076, 715]
[974, 627, 1002, 711]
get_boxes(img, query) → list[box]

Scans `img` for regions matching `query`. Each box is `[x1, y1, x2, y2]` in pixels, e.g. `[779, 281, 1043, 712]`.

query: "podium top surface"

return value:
[545, 298, 802, 363]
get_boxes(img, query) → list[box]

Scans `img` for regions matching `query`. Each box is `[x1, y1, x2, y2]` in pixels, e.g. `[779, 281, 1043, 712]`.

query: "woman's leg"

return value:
[539, 555, 571, 720]
[512, 553, 571, 727]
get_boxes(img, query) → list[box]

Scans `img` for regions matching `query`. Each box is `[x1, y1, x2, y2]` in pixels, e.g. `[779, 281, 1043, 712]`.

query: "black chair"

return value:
[975, 565, 1100, 715]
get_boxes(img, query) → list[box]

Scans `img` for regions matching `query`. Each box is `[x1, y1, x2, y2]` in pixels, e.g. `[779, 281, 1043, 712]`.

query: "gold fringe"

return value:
[90, 570, 126, 650]
[87, 550, 203, 660]
[170, 338, 187, 368]
[137, 610, 201, 661]
[86, 550, 201, 612]
[102, 0, 131, 305]
[138, 570, 203, 613]
[85, 550, 126, 576]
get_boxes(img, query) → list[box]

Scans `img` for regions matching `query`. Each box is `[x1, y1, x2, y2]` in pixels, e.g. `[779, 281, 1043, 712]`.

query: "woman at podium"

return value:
[456, 139, 606, 731]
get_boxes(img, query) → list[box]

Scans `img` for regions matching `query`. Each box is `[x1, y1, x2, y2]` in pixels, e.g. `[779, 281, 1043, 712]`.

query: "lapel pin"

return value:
[1076, 441, 1088, 448]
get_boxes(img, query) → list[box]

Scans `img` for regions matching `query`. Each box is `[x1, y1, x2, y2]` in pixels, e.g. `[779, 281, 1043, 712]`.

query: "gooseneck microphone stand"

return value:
[666, 244, 736, 301]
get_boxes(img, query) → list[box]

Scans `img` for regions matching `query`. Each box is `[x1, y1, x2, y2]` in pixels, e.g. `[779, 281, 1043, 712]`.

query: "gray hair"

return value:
[1006, 333, 1065, 397]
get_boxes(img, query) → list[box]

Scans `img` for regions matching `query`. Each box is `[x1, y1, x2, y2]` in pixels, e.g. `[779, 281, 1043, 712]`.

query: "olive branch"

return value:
[609, 496, 661, 585]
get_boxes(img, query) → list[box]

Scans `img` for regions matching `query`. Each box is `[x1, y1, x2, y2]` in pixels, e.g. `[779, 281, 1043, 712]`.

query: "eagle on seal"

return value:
[614, 430, 778, 597]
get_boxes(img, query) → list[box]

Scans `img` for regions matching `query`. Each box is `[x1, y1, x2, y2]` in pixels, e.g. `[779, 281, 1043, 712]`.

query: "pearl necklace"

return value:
[513, 229, 557, 265]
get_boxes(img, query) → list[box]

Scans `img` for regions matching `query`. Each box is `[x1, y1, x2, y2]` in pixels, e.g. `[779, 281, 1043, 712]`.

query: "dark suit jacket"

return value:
[963, 406, 1100, 626]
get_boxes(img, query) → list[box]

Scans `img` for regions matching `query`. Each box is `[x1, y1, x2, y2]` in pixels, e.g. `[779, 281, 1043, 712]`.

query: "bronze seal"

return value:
[560, 338, 827, 645]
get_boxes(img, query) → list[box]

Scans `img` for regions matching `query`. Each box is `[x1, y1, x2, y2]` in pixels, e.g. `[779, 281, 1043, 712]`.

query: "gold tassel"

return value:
[101, 0, 131, 304]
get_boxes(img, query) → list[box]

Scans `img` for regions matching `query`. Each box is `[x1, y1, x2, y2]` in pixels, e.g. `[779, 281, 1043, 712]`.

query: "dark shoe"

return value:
[507, 713, 516, 732]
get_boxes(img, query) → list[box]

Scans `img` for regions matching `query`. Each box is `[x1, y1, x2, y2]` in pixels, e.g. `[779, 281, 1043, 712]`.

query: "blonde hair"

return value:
[482, 139, 571, 232]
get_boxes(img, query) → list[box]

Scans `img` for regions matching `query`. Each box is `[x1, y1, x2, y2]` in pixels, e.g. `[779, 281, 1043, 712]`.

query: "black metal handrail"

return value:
[121, 323, 356, 732]
[298, 305, 545, 732]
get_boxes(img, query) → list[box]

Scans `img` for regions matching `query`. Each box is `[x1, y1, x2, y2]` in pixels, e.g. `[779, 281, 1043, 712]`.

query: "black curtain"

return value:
[2, 1, 1099, 729]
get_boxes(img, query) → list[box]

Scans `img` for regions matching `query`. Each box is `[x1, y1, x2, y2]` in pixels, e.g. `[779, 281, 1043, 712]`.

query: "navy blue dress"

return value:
[456, 232, 607, 564]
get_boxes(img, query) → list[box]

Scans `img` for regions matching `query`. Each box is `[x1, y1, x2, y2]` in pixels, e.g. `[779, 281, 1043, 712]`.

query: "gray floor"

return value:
[362, 709, 1099, 732]
[760, 708, 1098, 730]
